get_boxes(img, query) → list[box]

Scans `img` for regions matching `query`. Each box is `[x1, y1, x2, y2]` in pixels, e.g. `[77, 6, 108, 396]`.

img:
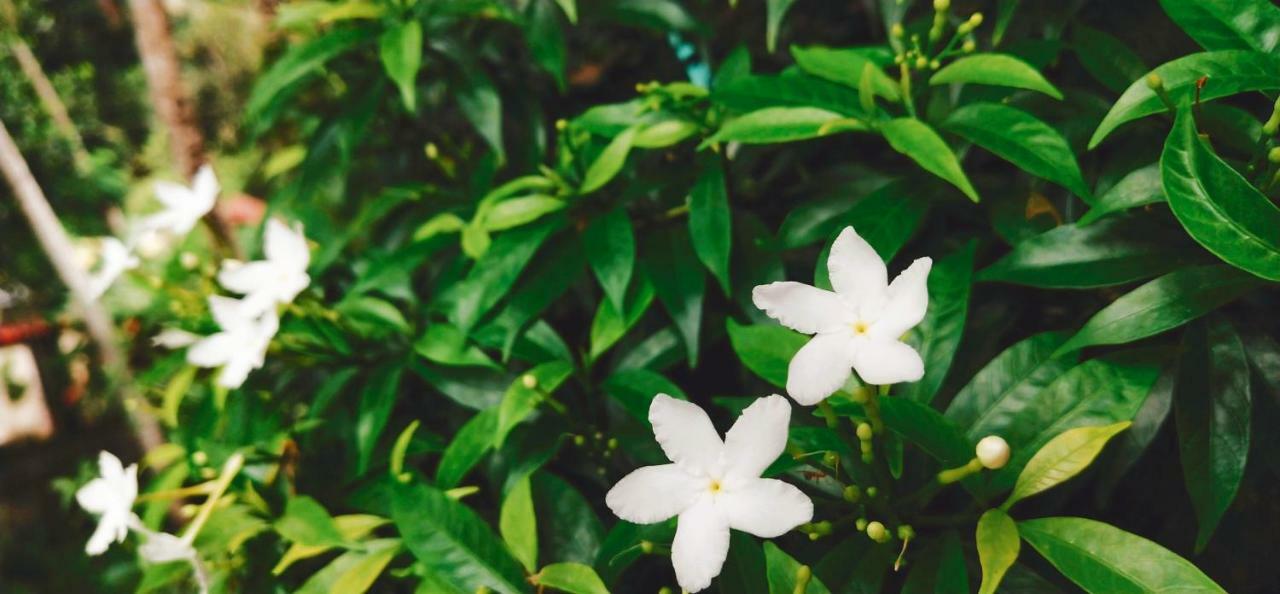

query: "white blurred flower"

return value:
[128, 516, 211, 594]
[606, 395, 812, 592]
[151, 328, 200, 349]
[217, 218, 310, 318]
[139, 164, 219, 238]
[185, 296, 279, 388]
[86, 237, 139, 301]
[76, 451, 138, 555]
[0, 344, 53, 444]
[753, 226, 932, 405]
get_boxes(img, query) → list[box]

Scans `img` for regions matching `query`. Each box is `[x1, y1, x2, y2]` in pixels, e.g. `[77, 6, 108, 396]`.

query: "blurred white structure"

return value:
[0, 344, 53, 444]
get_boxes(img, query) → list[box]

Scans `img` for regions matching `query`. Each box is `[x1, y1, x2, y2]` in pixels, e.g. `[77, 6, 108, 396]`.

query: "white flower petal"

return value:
[722, 395, 791, 480]
[207, 295, 251, 331]
[751, 282, 849, 335]
[265, 218, 310, 272]
[191, 164, 220, 212]
[827, 226, 887, 307]
[871, 257, 931, 341]
[649, 394, 724, 472]
[76, 478, 115, 514]
[186, 333, 237, 368]
[851, 339, 924, 385]
[138, 530, 195, 564]
[719, 478, 813, 538]
[152, 328, 200, 349]
[84, 515, 119, 555]
[786, 332, 855, 405]
[98, 450, 125, 479]
[216, 260, 275, 297]
[153, 180, 192, 209]
[605, 464, 701, 524]
[671, 499, 730, 593]
[216, 356, 254, 389]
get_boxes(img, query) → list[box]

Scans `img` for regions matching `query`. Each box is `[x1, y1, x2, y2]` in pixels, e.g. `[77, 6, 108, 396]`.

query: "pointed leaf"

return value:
[881, 118, 979, 202]
[1004, 422, 1130, 508]
[929, 53, 1062, 99]
[942, 103, 1090, 199]
[688, 160, 732, 294]
[976, 509, 1019, 594]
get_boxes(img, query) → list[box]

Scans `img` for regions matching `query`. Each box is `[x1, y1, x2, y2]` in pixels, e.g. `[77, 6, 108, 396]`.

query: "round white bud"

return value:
[976, 435, 1010, 469]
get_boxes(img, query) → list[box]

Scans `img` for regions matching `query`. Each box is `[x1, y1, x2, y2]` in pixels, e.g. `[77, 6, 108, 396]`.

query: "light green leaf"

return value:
[1162, 107, 1280, 281]
[536, 563, 609, 594]
[1089, 50, 1280, 148]
[296, 539, 401, 594]
[553, 0, 577, 23]
[415, 324, 499, 369]
[391, 480, 528, 594]
[481, 196, 566, 232]
[764, 541, 832, 594]
[942, 102, 1090, 199]
[276, 496, 345, 548]
[581, 127, 637, 194]
[1019, 517, 1227, 593]
[688, 159, 732, 295]
[880, 118, 979, 202]
[766, 0, 798, 52]
[436, 409, 498, 489]
[929, 53, 1063, 99]
[273, 515, 389, 576]
[1159, 0, 1280, 52]
[790, 45, 900, 100]
[976, 509, 1019, 594]
[1057, 265, 1262, 355]
[457, 67, 505, 162]
[705, 107, 864, 146]
[633, 118, 698, 148]
[726, 319, 809, 388]
[379, 19, 422, 111]
[499, 477, 538, 572]
[495, 360, 574, 448]
[1004, 422, 1130, 508]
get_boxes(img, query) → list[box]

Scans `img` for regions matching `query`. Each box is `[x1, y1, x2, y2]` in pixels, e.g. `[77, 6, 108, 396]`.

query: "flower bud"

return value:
[179, 251, 199, 270]
[640, 540, 655, 554]
[929, 60, 941, 70]
[914, 56, 928, 69]
[976, 435, 1011, 469]
[865, 486, 878, 498]
[192, 451, 208, 465]
[962, 39, 976, 52]
[933, 0, 949, 11]
[425, 142, 439, 160]
[897, 524, 915, 540]
[866, 521, 889, 543]
[1145, 73, 1164, 92]
[658, 588, 673, 594]
[891, 23, 905, 38]
[822, 451, 840, 468]
[855, 518, 868, 531]
[856, 422, 874, 440]
[968, 13, 984, 27]
[521, 374, 538, 389]
[554, 119, 568, 131]
[1270, 147, 1280, 163]
[842, 484, 861, 502]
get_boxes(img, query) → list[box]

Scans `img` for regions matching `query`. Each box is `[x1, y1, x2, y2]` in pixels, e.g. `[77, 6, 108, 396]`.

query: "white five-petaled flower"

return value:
[753, 226, 932, 405]
[75, 451, 139, 555]
[140, 164, 219, 237]
[186, 295, 279, 388]
[217, 218, 310, 318]
[86, 237, 140, 301]
[606, 395, 813, 592]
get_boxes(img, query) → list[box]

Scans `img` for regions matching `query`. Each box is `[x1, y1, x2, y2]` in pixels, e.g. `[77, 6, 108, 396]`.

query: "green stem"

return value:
[898, 63, 917, 119]
[181, 453, 244, 545]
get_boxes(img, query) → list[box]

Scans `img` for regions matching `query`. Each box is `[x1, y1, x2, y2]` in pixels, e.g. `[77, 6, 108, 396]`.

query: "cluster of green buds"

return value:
[892, 3, 983, 72]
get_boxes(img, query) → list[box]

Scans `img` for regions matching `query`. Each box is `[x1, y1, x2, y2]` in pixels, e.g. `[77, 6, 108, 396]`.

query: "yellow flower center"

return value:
[852, 321, 869, 335]
[708, 479, 723, 494]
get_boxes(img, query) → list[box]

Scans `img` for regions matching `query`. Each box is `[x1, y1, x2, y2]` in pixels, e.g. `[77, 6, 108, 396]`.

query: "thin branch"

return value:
[6, 38, 94, 172]
[0, 117, 164, 451]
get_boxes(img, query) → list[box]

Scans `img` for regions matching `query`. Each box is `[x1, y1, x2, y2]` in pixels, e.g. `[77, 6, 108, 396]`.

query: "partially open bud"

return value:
[976, 435, 1011, 469]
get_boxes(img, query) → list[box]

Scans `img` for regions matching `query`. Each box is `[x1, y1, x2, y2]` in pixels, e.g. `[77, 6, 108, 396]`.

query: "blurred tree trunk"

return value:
[0, 118, 164, 451]
[126, 0, 240, 255]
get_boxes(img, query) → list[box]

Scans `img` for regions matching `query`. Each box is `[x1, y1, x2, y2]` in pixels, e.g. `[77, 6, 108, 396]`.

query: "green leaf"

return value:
[1071, 25, 1148, 93]
[764, 542, 832, 594]
[495, 360, 574, 448]
[391, 480, 528, 594]
[901, 532, 967, 594]
[499, 477, 538, 572]
[946, 332, 1078, 439]
[713, 73, 863, 116]
[877, 397, 973, 467]
[1078, 164, 1162, 225]
[602, 368, 687, 423]
[1159, 0, 1280, 52]
[643, 227, 706, 367]
[687, 163, 733, 297]
[553, 0, 577, 23]
[1057, 265, 1262, 354]
[899, 241, 976, 403]
[594, 520, 676, 585]
[929, 53, 1063, 99]
[246, 27, 374, 125]
[978, 215, 1205, 288]
[581, 127, 637, 194]
[276, 496, 346, 547]
[985, 357, 1159, 494]
[1089, 50, 1280, 148]
[765, 0, 798, 52]
[525, 0, 568, 91]
[356, 364, 405, 475]
[1003, 421, 1130, 508]
[475, 236, 584, 360]
[536, 563, 609, 594]
[532, 473, 605, 565]
[296, 539, 401, 594]
[589, 276, 655, 361]
[274, 515, 389, 576]
[790, 45, 900, 100]
[1161, 107, 1280, 281]
[976, 509, 1019, 594]
[880, 118, 979, 202]
[1173, 316, 1251, 552]
[379, 19, 422, 111]
[457, 67, 505, 163]
[436, 409, 499, 489]
[704, 107, 864, 146]
[415, 324, 498, 369]
[941, 103, 1090, 199]
[481, 196, 566, 232]
[719, 532, 769, 594]
[585, 207, 636, 314]
[1019, 517, 1227, 593]
[726, 319, 809, 388]
[438, 220, 557, 332]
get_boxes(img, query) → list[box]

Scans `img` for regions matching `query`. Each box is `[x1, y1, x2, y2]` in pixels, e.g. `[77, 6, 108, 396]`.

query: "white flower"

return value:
[139, 164, 219, 237]
[186, 295, 279, 388]
[128, 516, 211, 594]
[606, 395, 813, 592]
[217, 218, 310, 318]
[753, 226, 932, 405]
[86, 237, 140, 300]
[76, 451, 138, 555]
[976, 435, 1010, 470]
[151, 328, 200, 349]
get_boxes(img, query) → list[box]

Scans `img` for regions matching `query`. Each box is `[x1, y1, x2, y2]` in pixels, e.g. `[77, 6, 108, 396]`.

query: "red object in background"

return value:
[0, 317, 51, 346]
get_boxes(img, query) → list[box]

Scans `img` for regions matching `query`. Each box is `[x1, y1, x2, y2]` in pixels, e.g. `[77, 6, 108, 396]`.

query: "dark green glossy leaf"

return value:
[900, 241, 976, 403]
[713, 73, 862, 116]
[719, 532, 768, 594]
[495, 360, 574, 448]
[643, 227, 706, 367]
[978, 216, 1204, 288]
[415, 324, 499, 369]
[585, 207, 636, 313]
[942, 102, 1090, 199]
[438, 220, 558, 333]
[689, 159, 732, 294]
[881, 118, 979, 202]
[1162, 107, 1280, 281]
[356, 363, 405, 475]
[525, 0, 568, 90]
[790, 45, 900, 100]
[457, 67, 505, 162]
[947, 332, 1078, 439]
[246, 28, 374, 126]
[976, 509, 1019, 594]
[1072, 25, 1147, 93]
[764, 541, 832, 594]
[589, 276, 655, 361]
[1019, 517, 1227, 593]
[901, 532, 967, 594]
[878, 396, 973, 467]
[1159, 0, 1280, 52]
[532, 473, 604, 566]
[436, 409, 499, 489]
[391, 480, 528, 594]
[1057, 265, 1262, 354]
[705, 107, 864, 146]
[725, 319, 808, 389]
[602, 368, 687, 423]
[1078, 164, 1162, 225]
[1174, 316, 1251, 551]
[1089, 50, 1280, 148]
[929, 53, 1063, 99]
